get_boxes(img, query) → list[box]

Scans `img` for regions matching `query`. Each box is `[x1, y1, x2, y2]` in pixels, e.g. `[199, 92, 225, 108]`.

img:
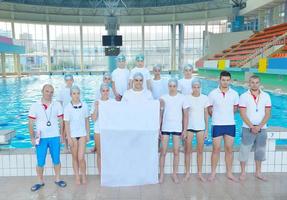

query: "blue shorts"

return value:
[36, 136, 61, 168]
[212, 125, 236, 138]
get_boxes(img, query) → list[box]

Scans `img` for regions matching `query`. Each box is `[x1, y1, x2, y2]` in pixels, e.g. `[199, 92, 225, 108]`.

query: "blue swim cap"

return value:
[133, 72, 144, 80]
[135, 54, 144, 61]
[117, 54, 126, 62]
[168, 78, 178, 87]
[153, 64, 162, 71]
[64, 74, 73, 81]
[183, 64, 193, 71]
[191, 78, 201, 86]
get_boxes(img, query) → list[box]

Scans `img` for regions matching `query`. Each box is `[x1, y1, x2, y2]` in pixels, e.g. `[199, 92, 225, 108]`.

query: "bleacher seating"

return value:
[210, 23, 287, 67]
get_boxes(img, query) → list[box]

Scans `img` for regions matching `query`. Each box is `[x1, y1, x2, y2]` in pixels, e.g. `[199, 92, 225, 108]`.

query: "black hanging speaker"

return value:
[105, 47, 120, 56]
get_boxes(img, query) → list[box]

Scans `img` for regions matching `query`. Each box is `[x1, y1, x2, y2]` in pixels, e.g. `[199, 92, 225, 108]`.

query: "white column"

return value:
[46, 24, 51, 72]
[80, 24, 84, 72]
[170, 24, 176, 71]
[1, 53, 6, 77]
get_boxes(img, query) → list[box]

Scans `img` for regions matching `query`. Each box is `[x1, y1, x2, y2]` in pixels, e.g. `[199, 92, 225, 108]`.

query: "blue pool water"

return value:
[0, 74, 286, 149]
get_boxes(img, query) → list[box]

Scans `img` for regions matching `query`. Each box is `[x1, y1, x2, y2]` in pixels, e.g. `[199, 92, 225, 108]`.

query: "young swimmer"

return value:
[151, 64, 168, 100]
[64, 86, 90, 184]
[95, 72, 114, 100]
[57, 74, 74, 152]
[91, 83, 115, 175]
[128, 54, 152, 91]
[112, 54, 130, 101]
[159, 78, 189, 184]
[123, 72, 153, 102]
[184, 79, 209, 182]
[178, 64, 194, 95]
[57, 74, 74, 107]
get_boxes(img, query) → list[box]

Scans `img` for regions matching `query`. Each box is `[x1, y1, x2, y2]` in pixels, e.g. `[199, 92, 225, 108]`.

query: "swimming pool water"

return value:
[0, 74, 286, 149]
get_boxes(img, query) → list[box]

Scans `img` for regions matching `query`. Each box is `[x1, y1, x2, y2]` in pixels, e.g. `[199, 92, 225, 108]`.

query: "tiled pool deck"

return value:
[0, 174, 286, 200]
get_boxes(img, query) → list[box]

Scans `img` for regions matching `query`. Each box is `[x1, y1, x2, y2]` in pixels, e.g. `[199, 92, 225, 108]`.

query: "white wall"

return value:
[204, 31, 254, 57]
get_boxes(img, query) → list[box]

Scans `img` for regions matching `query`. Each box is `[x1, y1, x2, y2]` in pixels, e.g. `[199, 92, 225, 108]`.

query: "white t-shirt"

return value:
[129, 67, 151, 90]
[57, 87, 72, 107]
[122, 89, 153, 102]
[178, 78, 193, 95]
[239, 90, 272, 129]
[160, 93, 189, 132]
[208, 87, 239, 126]
[151, 79, 168, 100]
[112, 68, 130, 96]
[64, 102, 89, 138]
[91, 99, 115, 133]
[28, 100, 63, 138]
[186, 94, 209, 130]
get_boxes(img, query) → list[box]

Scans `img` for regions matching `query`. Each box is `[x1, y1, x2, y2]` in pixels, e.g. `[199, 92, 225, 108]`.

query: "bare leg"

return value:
[54, 164, 61, 182]
[159, 135, 169, 184]
[78, 137, 87, 184]
[172, 135, 180, 184]
[224, 135, 238, 182]
[95, 133, 101, 175]
[36, 167, 44, 184]
[239, 161, 246, 181]
[70, 138, 81, 184]
[184, 132, 193, 181]
[196, 131, 206, 182]
[255, 160, 267, 181]
[208, 136, 222, 181]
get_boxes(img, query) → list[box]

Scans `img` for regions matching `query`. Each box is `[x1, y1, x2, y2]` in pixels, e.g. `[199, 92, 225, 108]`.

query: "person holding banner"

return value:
[91, 83, 115, 175]
[122, 72, 153, 102]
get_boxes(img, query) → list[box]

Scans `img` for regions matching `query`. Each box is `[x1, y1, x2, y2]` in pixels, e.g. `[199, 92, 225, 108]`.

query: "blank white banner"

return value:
[99, 101, 160, 187]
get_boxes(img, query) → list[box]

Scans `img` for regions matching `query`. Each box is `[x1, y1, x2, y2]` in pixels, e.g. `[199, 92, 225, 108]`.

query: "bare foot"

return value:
[239, 173, 246, 181]
[172, 174, 179, 184]
[227, 173, 239, 182]
[208, 173, 216, 182]
[75, 176, 81, 185]
[82, 175, 87, 184]
[159, 174, 164, 184]
[255, 173, 267, 181]
[197, 174, 206, 182]
[183, 173, 190, 182]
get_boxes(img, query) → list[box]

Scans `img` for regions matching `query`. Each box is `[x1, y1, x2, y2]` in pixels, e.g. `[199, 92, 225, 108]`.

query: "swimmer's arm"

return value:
[58, 117, 64, 139]
[159, 99, 165, 132]
[64, 121, 71, 138]
[28, 118, 35, 139]
[112, 81, 118, 97]
[183, 108, 189, 132]
[91, 102, 99, 121]
[85, 117, 90, 138]
[258, 107, 271, 129]
[204, 108, 209, 131]
[239, 107, 254, 128]
[207, 106, 213, 116]
[234, 105, 239, 113]
[128, 79, 133, 89]
[147, 79, 152, 91]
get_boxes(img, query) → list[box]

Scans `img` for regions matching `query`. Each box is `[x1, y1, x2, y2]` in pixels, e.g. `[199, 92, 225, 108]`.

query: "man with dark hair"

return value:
[207, 71, 239, 182]
[238, 75, 271, 181]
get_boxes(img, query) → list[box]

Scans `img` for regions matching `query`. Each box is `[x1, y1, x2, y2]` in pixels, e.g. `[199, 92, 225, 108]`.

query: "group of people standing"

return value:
[28, 53, 271, 192]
